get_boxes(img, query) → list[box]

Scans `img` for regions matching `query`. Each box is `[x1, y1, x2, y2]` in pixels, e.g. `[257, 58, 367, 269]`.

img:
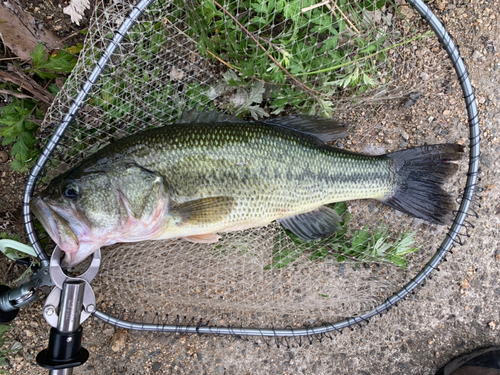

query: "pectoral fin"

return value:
[172, 196, 235, 224]
[277, 206, 342, 241]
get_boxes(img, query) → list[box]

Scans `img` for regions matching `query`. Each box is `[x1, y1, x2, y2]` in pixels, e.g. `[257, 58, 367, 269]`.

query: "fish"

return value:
[29, 111, 464, 266]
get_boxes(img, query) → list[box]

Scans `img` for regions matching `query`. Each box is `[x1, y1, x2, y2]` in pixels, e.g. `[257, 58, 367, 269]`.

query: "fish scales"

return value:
[91, 123, 397, 232]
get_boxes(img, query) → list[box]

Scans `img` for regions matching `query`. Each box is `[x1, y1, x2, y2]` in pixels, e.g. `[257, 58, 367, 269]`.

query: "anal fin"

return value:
[277, 206, 342, 241]
[184, 233, 221, 243]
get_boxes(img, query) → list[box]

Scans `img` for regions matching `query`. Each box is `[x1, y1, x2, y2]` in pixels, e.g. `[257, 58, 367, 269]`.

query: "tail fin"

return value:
[384, 144, 464, 225]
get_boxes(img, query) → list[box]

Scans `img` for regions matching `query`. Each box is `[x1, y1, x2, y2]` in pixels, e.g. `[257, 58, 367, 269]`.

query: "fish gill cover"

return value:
[33, 0, 467, 327]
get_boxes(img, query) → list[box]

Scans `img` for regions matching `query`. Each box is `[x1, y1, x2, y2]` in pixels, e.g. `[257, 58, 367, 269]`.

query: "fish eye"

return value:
[62, 183, 79, 200]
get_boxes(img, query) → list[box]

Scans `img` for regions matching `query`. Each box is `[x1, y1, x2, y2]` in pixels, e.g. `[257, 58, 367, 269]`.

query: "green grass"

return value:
[265, 202, 420, 270]
[183, 0, 395, 116]
[83, 0, 411, 126]
[0, 43, 79, 171]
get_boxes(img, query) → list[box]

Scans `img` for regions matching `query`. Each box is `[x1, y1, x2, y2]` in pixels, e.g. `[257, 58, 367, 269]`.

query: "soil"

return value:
[1, 0, 500, 375]
[16, 0, 91, 46]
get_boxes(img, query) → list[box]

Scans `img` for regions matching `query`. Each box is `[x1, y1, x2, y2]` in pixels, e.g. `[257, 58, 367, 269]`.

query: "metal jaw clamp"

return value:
[37, 247, 101, 372]
[42, 246, 100, 328]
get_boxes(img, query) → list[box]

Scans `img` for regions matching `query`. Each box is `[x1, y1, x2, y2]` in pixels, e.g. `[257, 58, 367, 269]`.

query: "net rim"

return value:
[22, 0, 480, 336]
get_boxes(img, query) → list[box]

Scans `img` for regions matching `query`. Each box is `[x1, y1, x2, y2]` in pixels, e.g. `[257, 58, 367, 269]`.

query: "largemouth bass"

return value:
[30, 113, 463, 266]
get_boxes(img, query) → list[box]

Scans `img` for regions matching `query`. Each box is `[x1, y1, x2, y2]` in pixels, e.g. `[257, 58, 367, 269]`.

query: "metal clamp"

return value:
[43, 247, 101, 328]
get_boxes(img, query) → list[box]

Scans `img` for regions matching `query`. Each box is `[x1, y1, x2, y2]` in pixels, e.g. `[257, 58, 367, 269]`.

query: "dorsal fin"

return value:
[178, 109, 349, 143]
[263, 115, 348, 143]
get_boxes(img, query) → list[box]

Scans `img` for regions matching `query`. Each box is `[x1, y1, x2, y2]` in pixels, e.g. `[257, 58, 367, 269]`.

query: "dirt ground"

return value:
[1, 0, 500, 374]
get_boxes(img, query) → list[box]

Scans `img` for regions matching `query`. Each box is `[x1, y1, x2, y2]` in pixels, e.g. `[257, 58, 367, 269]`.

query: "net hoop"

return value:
[23, 0, 480, 337]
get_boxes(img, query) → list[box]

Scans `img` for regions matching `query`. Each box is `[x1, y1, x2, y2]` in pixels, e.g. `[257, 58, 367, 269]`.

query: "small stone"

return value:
[480, 154, 492, 168]
[0, 150, 8, 163]
[400, 130, 409, 141]
[152, 362, 161, 372]
[472, 50, 483, 61]
[442, 110, 452, 117]
[435, 0, 446, 11]
[111, 329, 128, 352]
[488, 321, 496, 330]
[398, 6, 415, 19]
[169, 67, 185, 81]
[10, 341, 22, 351]
[460, 279, 470, 289]
[404, 92, 421, 107]
[338, 264, 346, 277]
[23, 330, 33, 337]
[102, 327, 115, 338]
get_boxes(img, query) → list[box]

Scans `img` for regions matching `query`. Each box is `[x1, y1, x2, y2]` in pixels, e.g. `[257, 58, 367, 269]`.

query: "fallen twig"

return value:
[0, 88, 33, 100]
[0, 63, 55, 105]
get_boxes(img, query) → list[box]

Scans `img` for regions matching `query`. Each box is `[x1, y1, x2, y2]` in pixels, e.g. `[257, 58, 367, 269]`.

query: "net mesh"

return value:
[36, 0, 468, 326]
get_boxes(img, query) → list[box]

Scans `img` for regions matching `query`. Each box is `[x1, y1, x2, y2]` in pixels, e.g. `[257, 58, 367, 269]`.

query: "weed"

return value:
[28, 43, 80, 80]
[0, 43, 79, 171]
[185, 0, 393, 116]
[265, 202, 419, 270]
[0, 94, 42, 171]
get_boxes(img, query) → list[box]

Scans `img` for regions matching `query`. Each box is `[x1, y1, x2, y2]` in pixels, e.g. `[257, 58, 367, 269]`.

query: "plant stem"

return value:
[295, 31, 433, 76]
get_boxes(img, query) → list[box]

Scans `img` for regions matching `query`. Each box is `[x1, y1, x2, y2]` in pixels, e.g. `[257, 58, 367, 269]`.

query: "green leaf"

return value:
[361, 0, 386, 11]
[389, 255, 407, 268]
[49, 84, 60, 95]
[0, 97, 40, 171]
[30, 43, 46, 67]
[10, 157, 25, 171]
[246, 81, 265, 105]
[350, 228, 370, 250]
[29, 45, 77, 79]
[65, 43, 84, 54]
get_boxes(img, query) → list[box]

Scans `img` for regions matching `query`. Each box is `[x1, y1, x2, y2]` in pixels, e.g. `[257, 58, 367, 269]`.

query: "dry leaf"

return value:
[0, 1, 61, 60]
[63, 0, 90, 25]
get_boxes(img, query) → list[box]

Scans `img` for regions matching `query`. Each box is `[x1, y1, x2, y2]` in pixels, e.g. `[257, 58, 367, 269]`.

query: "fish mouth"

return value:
[29, 196, 80, 255]
[29, 196, 61, 247]
[30, 196, 99, 267]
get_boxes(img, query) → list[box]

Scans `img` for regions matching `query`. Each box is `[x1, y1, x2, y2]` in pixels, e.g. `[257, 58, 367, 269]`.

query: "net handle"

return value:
[24, 0, 479, 336]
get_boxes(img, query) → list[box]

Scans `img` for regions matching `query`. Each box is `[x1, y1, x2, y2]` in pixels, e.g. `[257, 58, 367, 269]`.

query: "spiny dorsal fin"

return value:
[263, 115, 348, 143]
[276, 206, 342, 241]
[172, 196, 235, 224]
[177, 109, 348, 143]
